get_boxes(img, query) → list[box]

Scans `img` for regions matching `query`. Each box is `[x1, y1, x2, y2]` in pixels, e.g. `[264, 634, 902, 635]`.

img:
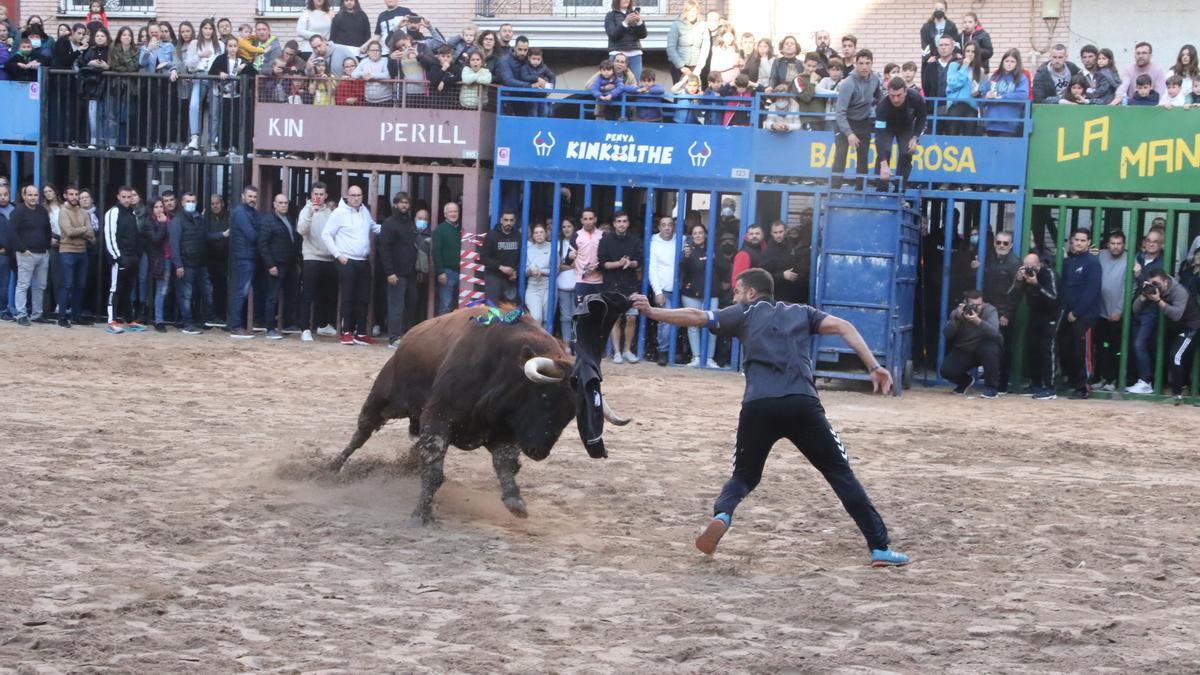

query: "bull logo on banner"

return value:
[533, 131, 556, 157]
[688, 141, 712, 168]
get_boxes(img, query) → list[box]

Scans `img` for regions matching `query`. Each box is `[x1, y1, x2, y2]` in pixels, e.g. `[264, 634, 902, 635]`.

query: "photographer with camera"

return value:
[1130, 269, 1200, 403]
[940, 289, 1003, 398]
[1058, 228, 1103, 399]
[1009, 252, 1061, 400]
[1126, 228, 1166, 394]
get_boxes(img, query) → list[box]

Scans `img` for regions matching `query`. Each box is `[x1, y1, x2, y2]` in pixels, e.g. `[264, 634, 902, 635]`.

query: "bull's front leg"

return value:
[411, 425, 450, 527]
[491, 444, 527, 518]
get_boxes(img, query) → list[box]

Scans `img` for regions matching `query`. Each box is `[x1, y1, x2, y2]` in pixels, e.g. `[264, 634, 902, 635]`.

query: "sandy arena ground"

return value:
[2, 321, 1199, 673]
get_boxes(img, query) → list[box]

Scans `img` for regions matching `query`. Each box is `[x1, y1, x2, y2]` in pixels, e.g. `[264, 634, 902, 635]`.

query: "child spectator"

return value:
[308, 57, 337, 105]
[1058, 74, 1088, 105]
[696, 71, 725, 125]
[1087, 48, 1120, 105]
[590, 59, 630, 120]
[385, 36, 425, 100]
[1186, 78, 1200, 108]
[459, 50, 492, 110]
[631, 69, 666, 122]
[794, 52, 826, 128]
[236, 24, 263, 63]
[446, 24, 476, 64]
[521, 47, 557, 117]
[709, 23, 741, 85]
[1128, 73, 1159, 106]
[85, 0, 108, 30]
[1161, 74, 1187, 109]
[765, 90, 801, 131]
[427, 44, 462, 108]
[5, 38, 41, 82]
[336, 56, 365, 105]
[262, 58, 291, 103]
[979, 48, 1030, 136]
[354, 40, 392, 105]
[817, 57, 844, 129]
[901, 61, 920, 94]
[671, 73, 703, 124]
[718, 73, 762, 127]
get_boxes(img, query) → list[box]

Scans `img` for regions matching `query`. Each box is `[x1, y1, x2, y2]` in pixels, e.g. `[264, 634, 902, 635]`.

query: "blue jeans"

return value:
[557, 288, 575, 342]
[177, 265, 213, 327]
[189, 81, 218, 143]
[59, 251, 89, 321]
[153, 263, 171, 324]
[0, 254, 12, 314]
[682, 295, 717, 362]
[228, 257, 256, 330]
[1133, 310, 1158, 382]
[436, 267, 459, 316]
[655, 295, 675, 354]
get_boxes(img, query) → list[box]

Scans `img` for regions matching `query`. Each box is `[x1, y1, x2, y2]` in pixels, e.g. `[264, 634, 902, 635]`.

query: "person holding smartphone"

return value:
[296, 182, 339, 341]
[605, 0, 648, 80]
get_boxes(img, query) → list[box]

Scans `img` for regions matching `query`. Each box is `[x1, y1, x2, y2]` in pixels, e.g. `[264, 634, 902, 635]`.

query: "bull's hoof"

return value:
[327, 458, 346, 473]
[503, 496, 529, 519]
[408, 510, 438, 528]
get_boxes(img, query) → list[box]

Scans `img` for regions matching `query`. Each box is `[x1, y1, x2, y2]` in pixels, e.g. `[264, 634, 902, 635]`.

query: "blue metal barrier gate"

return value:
[811, 192, 921, 393]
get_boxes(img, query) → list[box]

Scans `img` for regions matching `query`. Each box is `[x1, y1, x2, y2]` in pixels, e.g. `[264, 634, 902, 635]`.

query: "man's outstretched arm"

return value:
[817, 315, 893, 394]
[631, 293, 709, 327]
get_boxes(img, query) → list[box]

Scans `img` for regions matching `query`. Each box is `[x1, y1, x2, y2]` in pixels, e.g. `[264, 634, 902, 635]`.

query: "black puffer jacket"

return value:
[604, 10, 648, 52]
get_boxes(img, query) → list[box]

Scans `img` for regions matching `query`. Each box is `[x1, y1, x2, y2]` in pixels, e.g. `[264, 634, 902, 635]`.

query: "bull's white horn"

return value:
[524, 356, 564, 384]
[602, 398, 631, 426]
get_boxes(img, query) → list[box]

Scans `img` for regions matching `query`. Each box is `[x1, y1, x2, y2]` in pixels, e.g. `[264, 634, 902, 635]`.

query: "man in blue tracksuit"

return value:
[228, 185, 261, 339]
[1058, 228, 1102, 399]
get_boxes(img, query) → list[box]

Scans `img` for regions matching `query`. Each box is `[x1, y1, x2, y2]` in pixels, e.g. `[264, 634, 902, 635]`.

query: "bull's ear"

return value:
[516, 345, 535, 367]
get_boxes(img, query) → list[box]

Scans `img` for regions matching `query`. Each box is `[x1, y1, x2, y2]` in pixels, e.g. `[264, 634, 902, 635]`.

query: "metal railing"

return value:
[58, 0, 156, 16]
[43, 68, 255, 156]
[254, 74, 498, 112]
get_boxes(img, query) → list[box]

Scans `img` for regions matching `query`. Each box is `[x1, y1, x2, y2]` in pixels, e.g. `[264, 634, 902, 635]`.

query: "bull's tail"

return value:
[331, 397, 390, 472]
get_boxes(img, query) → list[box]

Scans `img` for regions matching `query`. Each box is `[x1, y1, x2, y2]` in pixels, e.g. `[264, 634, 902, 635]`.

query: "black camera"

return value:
[961, 303, 980, 318]
[1021, 266, 1037, 278]
[1141, 280, 1163, 298]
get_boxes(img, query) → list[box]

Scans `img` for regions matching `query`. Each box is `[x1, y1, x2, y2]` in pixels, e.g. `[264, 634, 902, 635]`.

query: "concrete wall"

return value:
[1067, 0, 1198, 67]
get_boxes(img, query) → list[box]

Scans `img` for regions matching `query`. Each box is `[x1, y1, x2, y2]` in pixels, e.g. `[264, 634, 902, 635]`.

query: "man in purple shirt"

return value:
[1113, 41, 1166, 104]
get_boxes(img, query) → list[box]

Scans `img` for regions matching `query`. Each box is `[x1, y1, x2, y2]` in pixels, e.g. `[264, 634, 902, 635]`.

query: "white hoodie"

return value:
[321, 198, 379, 261]
[648, 234, 677, 296]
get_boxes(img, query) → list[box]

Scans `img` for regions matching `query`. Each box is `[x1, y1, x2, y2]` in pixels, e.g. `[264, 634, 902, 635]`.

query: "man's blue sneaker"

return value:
[980, 387, 999, 399]
[871, 548, 911, 567]
[1032, 388, 1057, 401]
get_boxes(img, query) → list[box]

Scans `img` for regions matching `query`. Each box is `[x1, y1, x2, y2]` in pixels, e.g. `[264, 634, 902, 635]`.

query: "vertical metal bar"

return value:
[701, 190, 719, 366]
[936, 198, 955, 379]
[1154, 209, 1176, 394]
[668, 189, 683, 366]
[517, 180, 532, 302]
[1054, 205, 1068, 274]
[546, 181, 562, 333]
[975, 198, 990, 290]
[583, 183, 593, 209]
[1118, 208, 1138, 398]
[673, 188, 687, 365]
[637, 186, 654, 360]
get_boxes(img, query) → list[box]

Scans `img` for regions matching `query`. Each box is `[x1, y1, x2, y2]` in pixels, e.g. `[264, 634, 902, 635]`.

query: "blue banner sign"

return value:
[0, 81, 42, 143]
[496, 116, 1026, 187]
[496, 117, 753, 182]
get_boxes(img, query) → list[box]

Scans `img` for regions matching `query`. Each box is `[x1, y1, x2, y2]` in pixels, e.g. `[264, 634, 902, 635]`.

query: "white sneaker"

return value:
[186, 135, 199, 151]
[1125, 380, 1153, 394]
[316, 324, 337, 337]
[301, 329, 313, 342]
[622, 350, 639, 363]
[687, 358, 701, 367]
[612, 353, 624, 364]
[206, 149, 220, 157]
[706, 359, 720, 369]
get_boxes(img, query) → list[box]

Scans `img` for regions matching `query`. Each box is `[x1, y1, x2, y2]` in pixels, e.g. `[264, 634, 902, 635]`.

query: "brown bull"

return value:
[333, 295, 630, 525]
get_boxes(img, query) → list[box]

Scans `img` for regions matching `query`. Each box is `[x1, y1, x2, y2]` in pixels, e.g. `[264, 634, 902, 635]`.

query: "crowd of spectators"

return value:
[940, 223, 1200, 404]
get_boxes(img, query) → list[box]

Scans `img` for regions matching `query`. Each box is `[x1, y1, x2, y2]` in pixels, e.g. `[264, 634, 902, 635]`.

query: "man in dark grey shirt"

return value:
[632, 268, 909, 567]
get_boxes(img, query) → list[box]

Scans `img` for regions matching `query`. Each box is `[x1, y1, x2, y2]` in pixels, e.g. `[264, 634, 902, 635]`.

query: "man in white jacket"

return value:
[321, 185, 380, 345]
[648, 215, 679, 366]
[296, 181, 338, 342]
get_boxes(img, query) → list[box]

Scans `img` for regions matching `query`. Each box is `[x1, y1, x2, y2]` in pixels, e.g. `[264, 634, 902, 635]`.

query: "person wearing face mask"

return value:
[379, 192, 418, 349]
[170, 192, 218, 335]
[920, 2, 959, 66]
[410, 208, 432, 324]
[296, 182, 338, 342]
[5, 37, 42, 81]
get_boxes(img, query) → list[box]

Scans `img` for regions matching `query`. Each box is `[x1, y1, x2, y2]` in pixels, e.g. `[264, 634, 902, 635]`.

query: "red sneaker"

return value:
[340, 332, 354, 345]
[352, 334, 375, 346]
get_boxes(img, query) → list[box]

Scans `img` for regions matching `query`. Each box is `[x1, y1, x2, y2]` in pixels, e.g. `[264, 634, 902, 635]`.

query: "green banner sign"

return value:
[1027, 106, 1200, 195]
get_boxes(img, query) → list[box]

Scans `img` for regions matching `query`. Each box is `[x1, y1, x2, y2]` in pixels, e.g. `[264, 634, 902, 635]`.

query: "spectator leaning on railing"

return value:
[1032, 44, 1079, 104]
[1114, 42, 1166, 104]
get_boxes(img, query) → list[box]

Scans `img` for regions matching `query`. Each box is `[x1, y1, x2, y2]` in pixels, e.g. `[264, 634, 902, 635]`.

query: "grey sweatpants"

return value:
[14, 252, 49, 320]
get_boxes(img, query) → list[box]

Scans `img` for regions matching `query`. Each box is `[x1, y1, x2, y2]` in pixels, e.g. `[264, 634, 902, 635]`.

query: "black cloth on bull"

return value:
[570, 291, 630, 459]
